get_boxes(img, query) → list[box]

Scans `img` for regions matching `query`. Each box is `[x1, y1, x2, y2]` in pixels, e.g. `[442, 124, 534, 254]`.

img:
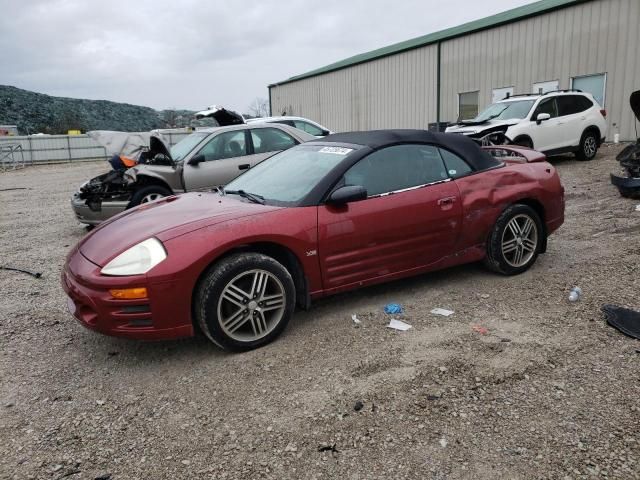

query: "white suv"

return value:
[446, 90, 607, 160]
[246, 116, 333, 138]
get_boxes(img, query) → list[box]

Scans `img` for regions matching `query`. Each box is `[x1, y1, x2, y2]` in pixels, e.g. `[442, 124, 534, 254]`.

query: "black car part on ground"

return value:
[610, 90, 640, 198]
[602, 304, 640, 340]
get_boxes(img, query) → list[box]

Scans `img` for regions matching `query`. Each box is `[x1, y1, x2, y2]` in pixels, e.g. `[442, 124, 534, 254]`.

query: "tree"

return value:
[247, 97, 270, 118]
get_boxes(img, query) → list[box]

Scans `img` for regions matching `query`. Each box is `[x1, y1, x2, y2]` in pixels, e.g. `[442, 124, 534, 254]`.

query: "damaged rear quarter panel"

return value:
[454, 162, 561, 247]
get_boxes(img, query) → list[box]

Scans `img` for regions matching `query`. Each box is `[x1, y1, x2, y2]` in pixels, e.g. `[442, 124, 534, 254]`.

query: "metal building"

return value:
[269, 0, 640, 140]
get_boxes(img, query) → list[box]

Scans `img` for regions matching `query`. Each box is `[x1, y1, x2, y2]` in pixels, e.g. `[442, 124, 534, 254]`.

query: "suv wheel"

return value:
[576, 130, 599, 161]
[513, 136, 533, 149]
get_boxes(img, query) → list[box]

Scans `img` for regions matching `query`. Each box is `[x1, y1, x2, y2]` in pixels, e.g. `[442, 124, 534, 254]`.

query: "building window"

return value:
[532, 80, 559, 94]
[571, 73, 606, 107]
[492, 86, 514, 103]
[458, 91, 479, 120]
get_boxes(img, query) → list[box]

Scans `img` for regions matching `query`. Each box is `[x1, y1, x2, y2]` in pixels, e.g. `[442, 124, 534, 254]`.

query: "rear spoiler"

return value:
[481, 146, 547, 163]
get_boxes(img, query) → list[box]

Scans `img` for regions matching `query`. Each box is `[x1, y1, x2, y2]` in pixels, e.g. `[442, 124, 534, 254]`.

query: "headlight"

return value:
[101, 238, 167, 276]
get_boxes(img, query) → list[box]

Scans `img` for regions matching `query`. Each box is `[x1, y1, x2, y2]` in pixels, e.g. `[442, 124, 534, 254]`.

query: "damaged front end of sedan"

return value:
[71, 136, 177, 225]
[610, 90, 640, 198]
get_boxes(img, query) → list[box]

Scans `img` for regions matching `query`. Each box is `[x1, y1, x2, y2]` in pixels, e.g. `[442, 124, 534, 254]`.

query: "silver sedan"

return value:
[72, 123, 315, 225]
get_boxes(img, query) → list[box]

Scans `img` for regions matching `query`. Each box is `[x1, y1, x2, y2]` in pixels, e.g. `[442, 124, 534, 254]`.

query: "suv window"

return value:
[532, 98, 558, 119]
[251, 128, 298, 154]
[343, 144, 448, 197]
[293, 120, 324, 136]
[439, 149, 473, 178]
[196, 130, 247, 161]
[557, 95, 593, 116]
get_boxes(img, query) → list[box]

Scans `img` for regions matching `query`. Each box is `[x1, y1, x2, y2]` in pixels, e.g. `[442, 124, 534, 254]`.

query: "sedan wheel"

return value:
[140, 192, 165, 203]
[500, 214, 538, 268]
[218, 269, 286, 342]
[195, 253, 295, 350]
[484, 204, 544, 275]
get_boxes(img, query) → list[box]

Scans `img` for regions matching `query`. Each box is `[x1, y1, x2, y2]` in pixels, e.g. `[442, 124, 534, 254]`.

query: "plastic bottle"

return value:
[568, 286, 582, 302]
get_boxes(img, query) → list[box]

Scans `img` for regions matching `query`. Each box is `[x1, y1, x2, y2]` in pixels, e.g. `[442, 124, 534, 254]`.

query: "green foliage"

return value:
[0, 85, 194, 134]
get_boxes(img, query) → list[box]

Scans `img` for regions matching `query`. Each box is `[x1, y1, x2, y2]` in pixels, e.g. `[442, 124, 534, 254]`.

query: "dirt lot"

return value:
[1, 146, 639, 480]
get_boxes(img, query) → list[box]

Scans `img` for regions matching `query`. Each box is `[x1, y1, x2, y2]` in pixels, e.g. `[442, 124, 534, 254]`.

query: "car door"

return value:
[317, 144, 463, 291]
[248, 127, 300, 164]
[529, 98, 563, 151]
[556, 95, 591, 148]
[182, 129, 252, 191]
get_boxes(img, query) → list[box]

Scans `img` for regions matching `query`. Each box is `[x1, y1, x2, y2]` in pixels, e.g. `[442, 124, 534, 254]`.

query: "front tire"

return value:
[576, 130, 599, 161]
[513, 136, 533, 149]
[128, 185, 172, 208]
[194, 253, 296, 351]
[484, 204, 544, 275]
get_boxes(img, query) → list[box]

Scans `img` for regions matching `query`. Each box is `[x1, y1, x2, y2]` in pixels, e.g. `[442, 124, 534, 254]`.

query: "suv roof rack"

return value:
[502, 89, 584, 100]
[541, 89, 583, 96]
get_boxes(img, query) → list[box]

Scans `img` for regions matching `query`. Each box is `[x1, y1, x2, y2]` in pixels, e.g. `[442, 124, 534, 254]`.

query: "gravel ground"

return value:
[1, 146, 639, 480]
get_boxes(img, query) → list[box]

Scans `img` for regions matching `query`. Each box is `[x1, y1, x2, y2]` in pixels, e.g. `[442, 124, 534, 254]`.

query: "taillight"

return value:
[600, 109, 607, 118]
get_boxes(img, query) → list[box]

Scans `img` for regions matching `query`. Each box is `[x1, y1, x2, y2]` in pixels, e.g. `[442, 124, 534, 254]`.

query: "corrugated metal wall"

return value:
[270, 45, 438, 132]
[270, 0, 640, 140]
[440, 0, 640, 140]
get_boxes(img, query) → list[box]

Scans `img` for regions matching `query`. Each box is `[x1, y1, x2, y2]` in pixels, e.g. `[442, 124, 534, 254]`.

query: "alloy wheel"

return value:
[501, 214, 538, 268]
[584, 136, 597, 158]
[217, 269, 286, 341]
[140, 193, 165, 203]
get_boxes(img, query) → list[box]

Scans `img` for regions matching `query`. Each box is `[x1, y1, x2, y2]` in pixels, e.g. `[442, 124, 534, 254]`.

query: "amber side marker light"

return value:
[109, 287, 148, 299]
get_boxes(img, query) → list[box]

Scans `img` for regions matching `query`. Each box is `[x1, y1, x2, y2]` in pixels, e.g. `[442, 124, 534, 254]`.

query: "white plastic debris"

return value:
[635, 204, 640, 212]
[387, 319, 412, 331]
[439, 437, 448, 448]
[351, 314, 361, 325]
[431, 308, 454, 317]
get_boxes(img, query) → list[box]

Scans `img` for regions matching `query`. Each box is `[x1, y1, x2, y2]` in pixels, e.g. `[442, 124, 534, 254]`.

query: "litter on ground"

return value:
[351, 314, 361, 325]
[431, 308, 454, 317]
[384, 303, 403, 314]
[471, 324, 489, 335]
[602, 304, 640, 340]
[387, 319, 412, 331]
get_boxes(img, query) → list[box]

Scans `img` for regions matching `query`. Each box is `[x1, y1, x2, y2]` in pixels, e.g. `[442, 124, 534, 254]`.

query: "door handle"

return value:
[437, 196, 456, 206]
[238, 164, 250, 170]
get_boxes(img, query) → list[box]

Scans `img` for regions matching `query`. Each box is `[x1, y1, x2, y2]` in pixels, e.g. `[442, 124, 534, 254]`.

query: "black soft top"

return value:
[319, 129, 501, 171]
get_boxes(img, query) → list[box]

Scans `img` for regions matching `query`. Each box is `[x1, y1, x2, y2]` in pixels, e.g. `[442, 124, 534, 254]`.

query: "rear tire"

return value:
[575, 130, 599, 161]
[484, 204, 544, 275]
[194, 253, 296, 351]
[128, 185, 172, 208]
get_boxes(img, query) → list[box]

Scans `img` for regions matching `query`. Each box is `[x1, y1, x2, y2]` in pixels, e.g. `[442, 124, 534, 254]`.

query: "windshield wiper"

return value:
[223, 189, 265, 205]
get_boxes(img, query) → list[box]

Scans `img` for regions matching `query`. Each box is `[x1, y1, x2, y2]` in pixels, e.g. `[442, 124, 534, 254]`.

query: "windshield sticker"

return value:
[319, 146, 353, 155]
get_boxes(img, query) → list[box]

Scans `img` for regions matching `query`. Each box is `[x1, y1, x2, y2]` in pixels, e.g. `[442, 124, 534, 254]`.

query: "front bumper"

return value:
[71, 192, 129, 225]
[61, 247, 193, 340]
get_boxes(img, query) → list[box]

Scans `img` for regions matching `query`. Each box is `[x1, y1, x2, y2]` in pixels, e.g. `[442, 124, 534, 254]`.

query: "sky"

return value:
[0, 0, 534, 114]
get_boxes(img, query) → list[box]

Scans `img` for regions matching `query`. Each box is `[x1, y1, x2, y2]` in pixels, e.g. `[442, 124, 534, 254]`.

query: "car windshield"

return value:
[474, 100, 535, 122]
[224, 144, 351, 206]
[169, 133, 208, 161]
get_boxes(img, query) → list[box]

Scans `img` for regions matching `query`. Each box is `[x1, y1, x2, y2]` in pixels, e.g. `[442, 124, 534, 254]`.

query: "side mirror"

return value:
[320, 129, 330, 137]
[536, 113, 551, 125]
[188, 154, 205, 166]
[328, 185, 367, 205]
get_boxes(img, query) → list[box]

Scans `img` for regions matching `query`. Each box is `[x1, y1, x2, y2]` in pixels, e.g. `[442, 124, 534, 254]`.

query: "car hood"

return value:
[194, 105, 245, 125]
[631, 90, 640, 123]
[446, 118, 519, 134]
[79, 192, 280, 266]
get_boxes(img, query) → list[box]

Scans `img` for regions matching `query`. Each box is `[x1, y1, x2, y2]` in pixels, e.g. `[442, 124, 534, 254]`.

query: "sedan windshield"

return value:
[474, 100, 535, 122]
[170, 133, 208, 161]
[224, 145, 352, 206]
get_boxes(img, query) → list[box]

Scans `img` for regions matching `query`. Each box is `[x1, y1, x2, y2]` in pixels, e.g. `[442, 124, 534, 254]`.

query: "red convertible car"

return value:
[62, 130, 564, 350]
